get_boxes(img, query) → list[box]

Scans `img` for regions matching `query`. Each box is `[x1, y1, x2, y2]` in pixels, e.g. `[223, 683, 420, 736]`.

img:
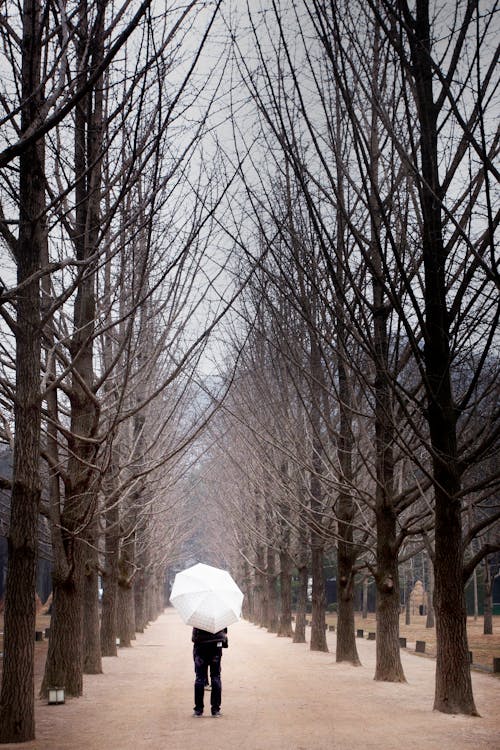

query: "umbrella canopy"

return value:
[169, 563, 244, 634]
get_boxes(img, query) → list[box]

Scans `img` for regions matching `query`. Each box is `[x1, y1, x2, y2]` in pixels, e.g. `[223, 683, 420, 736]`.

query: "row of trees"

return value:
[198, 0, 500, 719]
[0, 0, 498, 743]
[0, 0, 235, 742]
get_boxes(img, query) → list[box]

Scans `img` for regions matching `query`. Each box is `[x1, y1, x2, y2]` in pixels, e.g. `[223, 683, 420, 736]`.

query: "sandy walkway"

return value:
[3, 608, 499, 750]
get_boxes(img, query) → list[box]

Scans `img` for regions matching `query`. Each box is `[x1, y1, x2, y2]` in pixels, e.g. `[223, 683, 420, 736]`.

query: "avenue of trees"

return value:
[0, 0, 236, 741]
[200, 0, 499, 718]
[0, 0, 498, 743]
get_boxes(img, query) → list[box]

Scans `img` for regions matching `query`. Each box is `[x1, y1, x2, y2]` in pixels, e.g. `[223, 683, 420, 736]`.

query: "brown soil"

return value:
[1, 608, 499, 750]
[330, 612, 500, 671]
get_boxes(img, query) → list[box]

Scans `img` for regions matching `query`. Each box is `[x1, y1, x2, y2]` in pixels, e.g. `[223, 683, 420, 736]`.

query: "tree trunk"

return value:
[99, 149, 121, 657]
[41, 548, 85, 697]
[333, 78, 360, 666]
[369, 18, 404, 682]
[309, 336, 328, 653]
[42, 335, 99, 698]
[293, 565, 308, 644]
[483, 558, 492, 636]
[472, 567, 479, 621]
[266, 548, 279, 633]
[335, 363, 360, 663]
[310, 544, 327, 651]
[0, 0, 43, 741]
[154, 571, 165, 618]
[133, 513, 149, 634]
[336, 563, 360, 664]
[41, 0, 104, 699]
[100, 488, 120, 656]
[117, 581, 136, 647]
[277, 461, 293, 637]
[362, 576, 369, 619]
[151, 572, 163, 620]
[83, 516, 102, 674]
[134, 567, 147, 633]
[409, 0, 477, 715]
[255, 501, 267, 627]
[241, 557, 254, 620]
[254, 567, 267, 627]
[405, 565, 412, 625]
[144, 575, 153, 624]
[118, 534, 136, 647]
[375, 506, 405, 682]
[426, 557, 435, 629]
[278, 550, 293, 637]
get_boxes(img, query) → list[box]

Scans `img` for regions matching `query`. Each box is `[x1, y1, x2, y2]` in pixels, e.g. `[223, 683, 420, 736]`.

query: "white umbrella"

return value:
[169, 562, 244, 634]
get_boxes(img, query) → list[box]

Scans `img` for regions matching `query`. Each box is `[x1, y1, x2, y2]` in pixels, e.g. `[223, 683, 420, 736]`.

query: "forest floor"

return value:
[0, 608, 499, 750]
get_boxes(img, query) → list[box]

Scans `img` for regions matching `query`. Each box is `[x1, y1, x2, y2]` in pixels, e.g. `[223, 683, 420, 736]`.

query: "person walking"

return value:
[191, 627, 228, 717]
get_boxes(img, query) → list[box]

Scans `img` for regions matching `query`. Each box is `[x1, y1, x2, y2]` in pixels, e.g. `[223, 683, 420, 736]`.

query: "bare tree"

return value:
[0, 0, 229, 738]
[0, 0, 44, 740]
[369, 0, 499, 714]
[228, 0, 499, 709]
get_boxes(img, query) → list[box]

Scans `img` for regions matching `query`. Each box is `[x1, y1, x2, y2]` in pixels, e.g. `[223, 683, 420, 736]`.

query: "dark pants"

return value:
[194, 647, 222, 714]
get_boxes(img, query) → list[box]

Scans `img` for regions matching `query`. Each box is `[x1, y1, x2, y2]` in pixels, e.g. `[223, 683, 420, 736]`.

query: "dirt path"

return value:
[4, 608, 499, 750]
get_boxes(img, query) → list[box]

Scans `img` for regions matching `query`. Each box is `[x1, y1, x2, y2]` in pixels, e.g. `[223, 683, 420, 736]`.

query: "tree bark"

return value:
[310, 541, 327, 651]
[336, 560, 360, 664]
[241, 557, 254, 620]
[482, 558, 492, 636]
[118, 533, 136, 647]
[408, 0, 477, 715]
[335, 333, 360, 664]
[134, 566, 148, 634]
[472, 567, 479, 621]
[100, 473, 120, 656]
[333, 72, 360, 666]
[265, 545, 279, 633]
[369, 17, 404, 683]
[42, 0, 105, 697]
[375, 506, 405, 681]
[362, 576, 369, 620]
[278, 549, 293, 637]
[405, 565, 412, 625]
[254, 500, 268, 627]
[426, 556, 435, 629]
[83, 515, 102, 673]
[277, 460, 293, 637]
[293, 565, 308, 644]
[0, 0, 43, 741]
[41, 549, 85, 696]
[309, 333, 328, 652]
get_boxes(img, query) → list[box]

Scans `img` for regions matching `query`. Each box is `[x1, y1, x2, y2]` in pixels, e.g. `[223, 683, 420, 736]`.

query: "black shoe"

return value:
[211, 710, 222, 717]
[193, 710, 203, 717]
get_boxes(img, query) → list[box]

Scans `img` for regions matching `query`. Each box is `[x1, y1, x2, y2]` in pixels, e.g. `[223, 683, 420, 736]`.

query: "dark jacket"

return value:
[192, 627, 228, 649]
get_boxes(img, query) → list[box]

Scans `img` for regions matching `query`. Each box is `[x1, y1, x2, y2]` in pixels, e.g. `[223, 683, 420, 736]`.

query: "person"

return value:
[191, 626, 228, 717]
